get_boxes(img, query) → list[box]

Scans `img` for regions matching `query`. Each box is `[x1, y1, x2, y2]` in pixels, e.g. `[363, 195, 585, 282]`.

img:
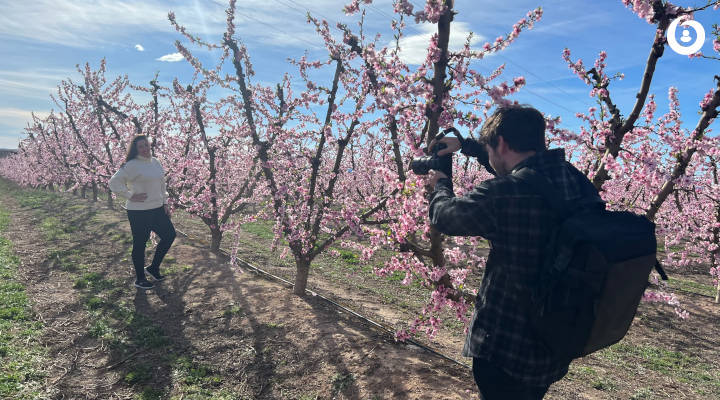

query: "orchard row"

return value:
[2, 0, 719, 336]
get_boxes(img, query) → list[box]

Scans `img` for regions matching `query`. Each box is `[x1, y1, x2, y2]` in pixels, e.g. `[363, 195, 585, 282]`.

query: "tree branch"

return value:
[646, 76, 720, 221]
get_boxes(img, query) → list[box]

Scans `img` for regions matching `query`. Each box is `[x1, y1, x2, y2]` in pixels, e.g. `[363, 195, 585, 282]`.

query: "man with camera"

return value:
[424, 105, 600, 399]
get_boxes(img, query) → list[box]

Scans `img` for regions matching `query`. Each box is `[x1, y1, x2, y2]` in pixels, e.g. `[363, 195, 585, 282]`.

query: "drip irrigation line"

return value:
[662, 286, 715, 299]
[173, 227, 471, 370]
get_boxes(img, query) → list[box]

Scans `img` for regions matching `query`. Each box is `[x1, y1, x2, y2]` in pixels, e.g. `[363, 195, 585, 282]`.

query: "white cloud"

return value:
[0, 0, 227, 48]
[0, 135, 22, 149]
[0, 0, 400, 51]
[0, 69, 72, 101]
[531, 13, 612, 35]
[0, 0, 356, 50]
[396, 22, 484, 65]
[135, 44, 145, 51]
[156, 53, 184, 62]
[0, 107, 50, 124]
[0, 78, 55, 97]
[0, 108, 51, 149]
[0, 108, 54, 148]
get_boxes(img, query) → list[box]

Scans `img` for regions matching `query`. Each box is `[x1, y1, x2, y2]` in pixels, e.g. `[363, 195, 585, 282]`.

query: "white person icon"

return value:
[667, 16, 706, 55]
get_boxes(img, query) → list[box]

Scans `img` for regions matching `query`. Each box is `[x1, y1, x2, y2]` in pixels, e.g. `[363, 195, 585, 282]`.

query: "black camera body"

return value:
[410, 127, 496, 177]
[410, 142, 452, 176]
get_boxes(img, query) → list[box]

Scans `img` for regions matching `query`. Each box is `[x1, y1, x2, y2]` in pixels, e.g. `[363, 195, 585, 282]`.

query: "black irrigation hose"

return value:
[173, 227, 471, 370]
[667, 286, 715, 299]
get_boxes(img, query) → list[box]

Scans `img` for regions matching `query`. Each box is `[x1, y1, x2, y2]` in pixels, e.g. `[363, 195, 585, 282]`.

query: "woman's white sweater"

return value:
[109, 156, 169, 210]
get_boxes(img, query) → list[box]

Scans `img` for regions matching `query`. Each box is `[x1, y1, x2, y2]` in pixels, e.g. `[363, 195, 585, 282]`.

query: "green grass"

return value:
[337, 249, 359, 265]
[75, 272, 116, 291]
[172, 356, 222, 387]
[237, 214, 437, 321]
[0, 208, 47, 399]
[591, 377, 617, 391]
[85, 295, 105, 310]
[221, 305, 243, 318]
[384, 270, 404, 281]
[127, 313, 170, 348]
[241, 220, 276, 240]
[1, 182, 260, 398]
[17, 190, 62, 209]
[330, 372, 355, 396]
[136, 387, 164, 400]
[41, 216, 71, 241]
[630, 387, 654, 399]
[599, 342, 720, 396]
[48, 248, 87, 272]
[667, 277, 716, 297]
[125, 364, 153, 385]
[73, 277, 90, 289]
[571, 365, 597, 376]
[26, 192, 177, 379]
[19, 187, 230, 396]
[110, 231, 133, 244]
[568, 365, 618, 392]
[88, 318, 115, 339]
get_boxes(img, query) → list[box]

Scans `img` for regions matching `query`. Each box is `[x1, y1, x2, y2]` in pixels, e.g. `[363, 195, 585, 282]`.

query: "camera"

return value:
[410, 127, 463, 176]
[410, 127, 495, 177]
[410, 141, 452, 176]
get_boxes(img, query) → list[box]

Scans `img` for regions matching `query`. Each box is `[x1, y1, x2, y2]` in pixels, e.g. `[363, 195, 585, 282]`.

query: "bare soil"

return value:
[1, 180, 719, 399]
[0, 183, 475, 399]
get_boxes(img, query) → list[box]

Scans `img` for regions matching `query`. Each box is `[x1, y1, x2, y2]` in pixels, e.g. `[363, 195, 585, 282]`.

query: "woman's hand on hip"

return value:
[130, 193, 148, 202]
[164, 204, 172, 217]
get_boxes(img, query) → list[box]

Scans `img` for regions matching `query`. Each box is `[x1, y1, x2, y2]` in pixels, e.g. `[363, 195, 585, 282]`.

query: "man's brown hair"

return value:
[480, 105, 546, 153]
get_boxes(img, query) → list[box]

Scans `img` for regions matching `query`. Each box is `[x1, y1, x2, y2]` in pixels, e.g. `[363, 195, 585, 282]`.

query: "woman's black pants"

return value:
[127, 206, 176, 281]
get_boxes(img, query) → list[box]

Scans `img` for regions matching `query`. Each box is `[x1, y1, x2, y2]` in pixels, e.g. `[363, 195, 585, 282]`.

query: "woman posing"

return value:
[109, 135, 176, 289]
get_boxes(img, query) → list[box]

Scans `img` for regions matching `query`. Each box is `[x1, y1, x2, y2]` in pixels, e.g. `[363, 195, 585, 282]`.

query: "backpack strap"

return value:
[513, 167, 605, 218]
[513, 167, 567, 217]
[655, 259, 669, 281]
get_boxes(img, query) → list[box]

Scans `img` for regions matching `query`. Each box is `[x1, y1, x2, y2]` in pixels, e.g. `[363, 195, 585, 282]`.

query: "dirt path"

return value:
[0, 183, 477, 399]
[3, 180, 720, 399]
[169, 209, 485, 361]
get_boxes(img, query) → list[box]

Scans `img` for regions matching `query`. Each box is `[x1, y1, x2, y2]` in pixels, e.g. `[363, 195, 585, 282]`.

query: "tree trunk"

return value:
[106, 188, 114, 209]
[713, 204, 720, 304]
[92, 181, 98, 202]
[425, 1, 454, 285]
[293, 258, 310, 296]
[210, 228, 223, 252]
[81, 185, 87, 199]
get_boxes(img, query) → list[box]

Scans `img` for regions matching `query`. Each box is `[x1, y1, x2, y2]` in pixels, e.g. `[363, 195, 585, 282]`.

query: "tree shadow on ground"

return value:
[1, 181, 475, 399]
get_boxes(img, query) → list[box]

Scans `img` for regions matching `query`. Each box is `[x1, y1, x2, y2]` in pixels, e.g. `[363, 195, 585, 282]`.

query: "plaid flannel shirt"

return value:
[429, 148, 599, 387]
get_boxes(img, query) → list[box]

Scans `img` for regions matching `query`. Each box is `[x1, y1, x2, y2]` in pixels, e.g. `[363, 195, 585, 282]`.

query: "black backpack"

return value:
[514, 167, 668, 363]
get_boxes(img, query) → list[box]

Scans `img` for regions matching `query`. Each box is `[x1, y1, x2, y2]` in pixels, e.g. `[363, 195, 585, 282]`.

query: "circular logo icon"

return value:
[667, 17, 705, 56]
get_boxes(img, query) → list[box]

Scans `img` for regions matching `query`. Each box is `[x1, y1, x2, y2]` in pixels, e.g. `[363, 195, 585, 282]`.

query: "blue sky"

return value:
[0, 0, 718, 149]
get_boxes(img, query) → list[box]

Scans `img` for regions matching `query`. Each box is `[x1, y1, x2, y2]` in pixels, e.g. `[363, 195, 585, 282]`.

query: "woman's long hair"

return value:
[123, 135, 149, 165]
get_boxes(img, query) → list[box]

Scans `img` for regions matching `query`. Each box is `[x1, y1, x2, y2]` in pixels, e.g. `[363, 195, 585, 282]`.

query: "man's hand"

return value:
[130, 193, 148, 202]
[429, 136, 461, 156]
[164, 204, 172, 217]
[428, 170, 449, 188]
